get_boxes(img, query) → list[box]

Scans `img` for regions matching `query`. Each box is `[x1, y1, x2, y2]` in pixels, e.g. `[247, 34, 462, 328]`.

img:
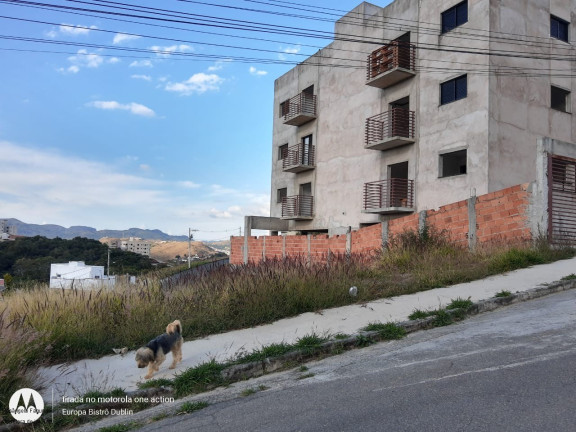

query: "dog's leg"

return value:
[171, 339, 183, 368]
[144, 363, 155, 380]
[145, 352, 165, 379]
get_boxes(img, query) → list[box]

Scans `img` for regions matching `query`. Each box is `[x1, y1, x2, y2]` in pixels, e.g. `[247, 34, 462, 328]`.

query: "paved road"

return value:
[133, 289, 576, 432]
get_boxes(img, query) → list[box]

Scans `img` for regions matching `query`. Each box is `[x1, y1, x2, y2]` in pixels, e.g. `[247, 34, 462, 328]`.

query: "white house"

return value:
[49, 261, 115, 289]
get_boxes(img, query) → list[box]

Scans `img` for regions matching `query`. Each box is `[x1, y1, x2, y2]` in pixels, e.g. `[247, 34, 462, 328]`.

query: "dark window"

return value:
[551, 86, 570, 112]
[278, 144, 288, 160]
[441, 75, 467, 105]
[440, 149, 467, 177]
[277, 188, 287, 203]
[279, 100, 289, 117]
[551, 16, 569, 42]
[441, 1, 468, 34]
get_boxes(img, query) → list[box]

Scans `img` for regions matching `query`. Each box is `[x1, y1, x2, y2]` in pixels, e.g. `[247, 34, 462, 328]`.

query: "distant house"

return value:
[0, 219, 16, 242]
[49, 261, 115, 289]
[101, 237, 151, 256]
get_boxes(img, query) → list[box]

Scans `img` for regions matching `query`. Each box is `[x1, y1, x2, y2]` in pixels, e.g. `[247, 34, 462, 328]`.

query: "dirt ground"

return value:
[149, 241, 214, 262]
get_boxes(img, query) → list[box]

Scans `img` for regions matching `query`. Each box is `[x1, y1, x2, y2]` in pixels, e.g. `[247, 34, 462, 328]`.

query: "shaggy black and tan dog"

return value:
[135, 320, 183, 379]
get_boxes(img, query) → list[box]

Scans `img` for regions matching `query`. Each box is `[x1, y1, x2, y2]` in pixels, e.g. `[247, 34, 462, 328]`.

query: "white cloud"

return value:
[0, 141, 267, 240]
[129, 60, 154, 68]
[249, 66, 268, 76]
[131, 74, 152, 81]
[113, 33, 141, 44]
[165, 73, 224, 95]
[86, 101, 156, 117]
[178, 181, 201, 189]
[149, 44, 194, 57]
[207, 59, 232, 72]
[279, 45, 301, 61]
[59, 49, 118, 73]
[46, 24, 98, 38]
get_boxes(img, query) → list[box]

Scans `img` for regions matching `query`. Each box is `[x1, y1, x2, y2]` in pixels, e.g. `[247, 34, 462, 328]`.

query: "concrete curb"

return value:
[4, 279, 575, 432]
[222, 278, 576, 382]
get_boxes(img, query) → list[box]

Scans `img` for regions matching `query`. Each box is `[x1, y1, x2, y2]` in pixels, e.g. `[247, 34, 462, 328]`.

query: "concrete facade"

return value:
[268, 0, 576, 236]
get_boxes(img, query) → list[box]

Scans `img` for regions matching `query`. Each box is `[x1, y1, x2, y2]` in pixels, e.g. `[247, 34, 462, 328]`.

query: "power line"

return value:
[0, 0, 574, 77]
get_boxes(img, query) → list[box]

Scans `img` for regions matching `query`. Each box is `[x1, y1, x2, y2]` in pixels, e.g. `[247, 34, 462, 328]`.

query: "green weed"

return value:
[177, 401, 209, 414]
[446, 297, 473, 310]
[361, 322, 406, 340]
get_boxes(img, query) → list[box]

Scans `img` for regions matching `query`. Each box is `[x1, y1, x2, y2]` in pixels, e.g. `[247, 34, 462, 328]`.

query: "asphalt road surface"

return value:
[135, 289, 576, 432]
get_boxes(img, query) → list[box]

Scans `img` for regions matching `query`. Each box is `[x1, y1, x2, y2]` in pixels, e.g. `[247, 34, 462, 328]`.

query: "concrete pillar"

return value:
[467, 195, 477, 251]
[418, 210, 428, 233]
[243, 216, 252, 265]
[346, 226, 352, 255]
[381, 221, 389, 249]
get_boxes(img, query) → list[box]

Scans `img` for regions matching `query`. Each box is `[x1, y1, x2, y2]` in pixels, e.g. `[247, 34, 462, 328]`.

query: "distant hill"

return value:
[3, 218, 188, 241]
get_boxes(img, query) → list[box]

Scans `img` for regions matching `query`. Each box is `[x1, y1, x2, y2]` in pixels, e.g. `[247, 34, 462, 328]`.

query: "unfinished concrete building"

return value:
[250, 0, 575, 246]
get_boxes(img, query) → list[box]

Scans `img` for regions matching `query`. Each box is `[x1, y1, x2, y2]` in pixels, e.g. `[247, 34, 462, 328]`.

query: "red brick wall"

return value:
[230, 183, 533, 264]
[427, 200, 469, 245]
[475, 184, 532, 243]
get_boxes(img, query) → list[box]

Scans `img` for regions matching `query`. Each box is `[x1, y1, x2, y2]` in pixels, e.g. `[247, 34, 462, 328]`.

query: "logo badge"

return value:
[9, 388, 44, 423]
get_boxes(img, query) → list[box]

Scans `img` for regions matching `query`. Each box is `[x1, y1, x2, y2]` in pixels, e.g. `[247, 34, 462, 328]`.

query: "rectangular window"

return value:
[551, 16, 569, 42]
[441, 1, 468, 34]
[277, 187, 287, 203]
[551, 86, 570, 112]
[278, 143, 288, 160]
[440, 149, 467, 178]
[279, 100, 289, 117]
[440, 75, 467, 105]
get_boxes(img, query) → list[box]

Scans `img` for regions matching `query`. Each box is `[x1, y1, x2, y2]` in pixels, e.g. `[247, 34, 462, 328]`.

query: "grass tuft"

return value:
[177, 401, 209, 414]
[446, 297, 473, 310]
[361, 322, 406, 340]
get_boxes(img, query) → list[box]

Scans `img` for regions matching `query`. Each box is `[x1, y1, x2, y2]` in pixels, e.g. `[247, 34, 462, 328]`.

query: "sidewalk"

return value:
[38, 256, 576, 400]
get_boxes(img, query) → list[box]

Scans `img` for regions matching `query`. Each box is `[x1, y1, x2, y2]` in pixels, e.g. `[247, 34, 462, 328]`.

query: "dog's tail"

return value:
[166, 320, 182, 335]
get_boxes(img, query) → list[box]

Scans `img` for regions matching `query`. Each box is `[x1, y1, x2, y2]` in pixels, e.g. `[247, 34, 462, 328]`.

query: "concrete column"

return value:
[381, 221, 389, 249]
[467, 195, 477, 251]
[282, 234, 286, 258]
[262, 235, 266, 261]
[418, 210, 428, 232]
[243, 216, 252, 264]
[346, 226, 352, 255]
[307, 234, 312, 264]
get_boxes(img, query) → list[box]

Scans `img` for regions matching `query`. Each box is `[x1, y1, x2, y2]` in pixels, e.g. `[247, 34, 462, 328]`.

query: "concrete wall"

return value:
[232, 183, 535, 265]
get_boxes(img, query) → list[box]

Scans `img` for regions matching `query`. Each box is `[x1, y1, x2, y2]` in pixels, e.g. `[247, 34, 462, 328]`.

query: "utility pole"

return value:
[107, 247, 110, 277]
[188, 228, 199, 269]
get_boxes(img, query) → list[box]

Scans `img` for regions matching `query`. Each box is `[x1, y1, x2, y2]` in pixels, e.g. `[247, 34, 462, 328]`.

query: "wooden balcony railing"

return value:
[366, 41, 416, 88]
[365, 108, 415, 148]
[282, 195, 314, 219]
[363, 178, 414, 211]
[281, 92, 317, 126]
[282, 143, 315, 172]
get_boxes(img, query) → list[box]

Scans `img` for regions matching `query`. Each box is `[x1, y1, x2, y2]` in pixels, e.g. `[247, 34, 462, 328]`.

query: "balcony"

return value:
[362, 178, 415, 214]
[281, 92, 317, 126]
[282, 195, 314, 220]
[366, 41, 416, 89]
[282, 143, 315, 173]
[365, 108, 415, 151]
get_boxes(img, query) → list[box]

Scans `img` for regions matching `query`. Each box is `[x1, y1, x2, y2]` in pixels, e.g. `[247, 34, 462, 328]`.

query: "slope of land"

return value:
[149, 241, 215, 262]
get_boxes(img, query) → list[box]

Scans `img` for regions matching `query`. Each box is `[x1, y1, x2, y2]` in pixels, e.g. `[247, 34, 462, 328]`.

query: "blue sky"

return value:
[0, 0, 389, 240]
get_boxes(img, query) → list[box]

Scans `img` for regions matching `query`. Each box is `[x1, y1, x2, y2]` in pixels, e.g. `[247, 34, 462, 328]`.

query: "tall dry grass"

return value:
[0, 230, 573, 423]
